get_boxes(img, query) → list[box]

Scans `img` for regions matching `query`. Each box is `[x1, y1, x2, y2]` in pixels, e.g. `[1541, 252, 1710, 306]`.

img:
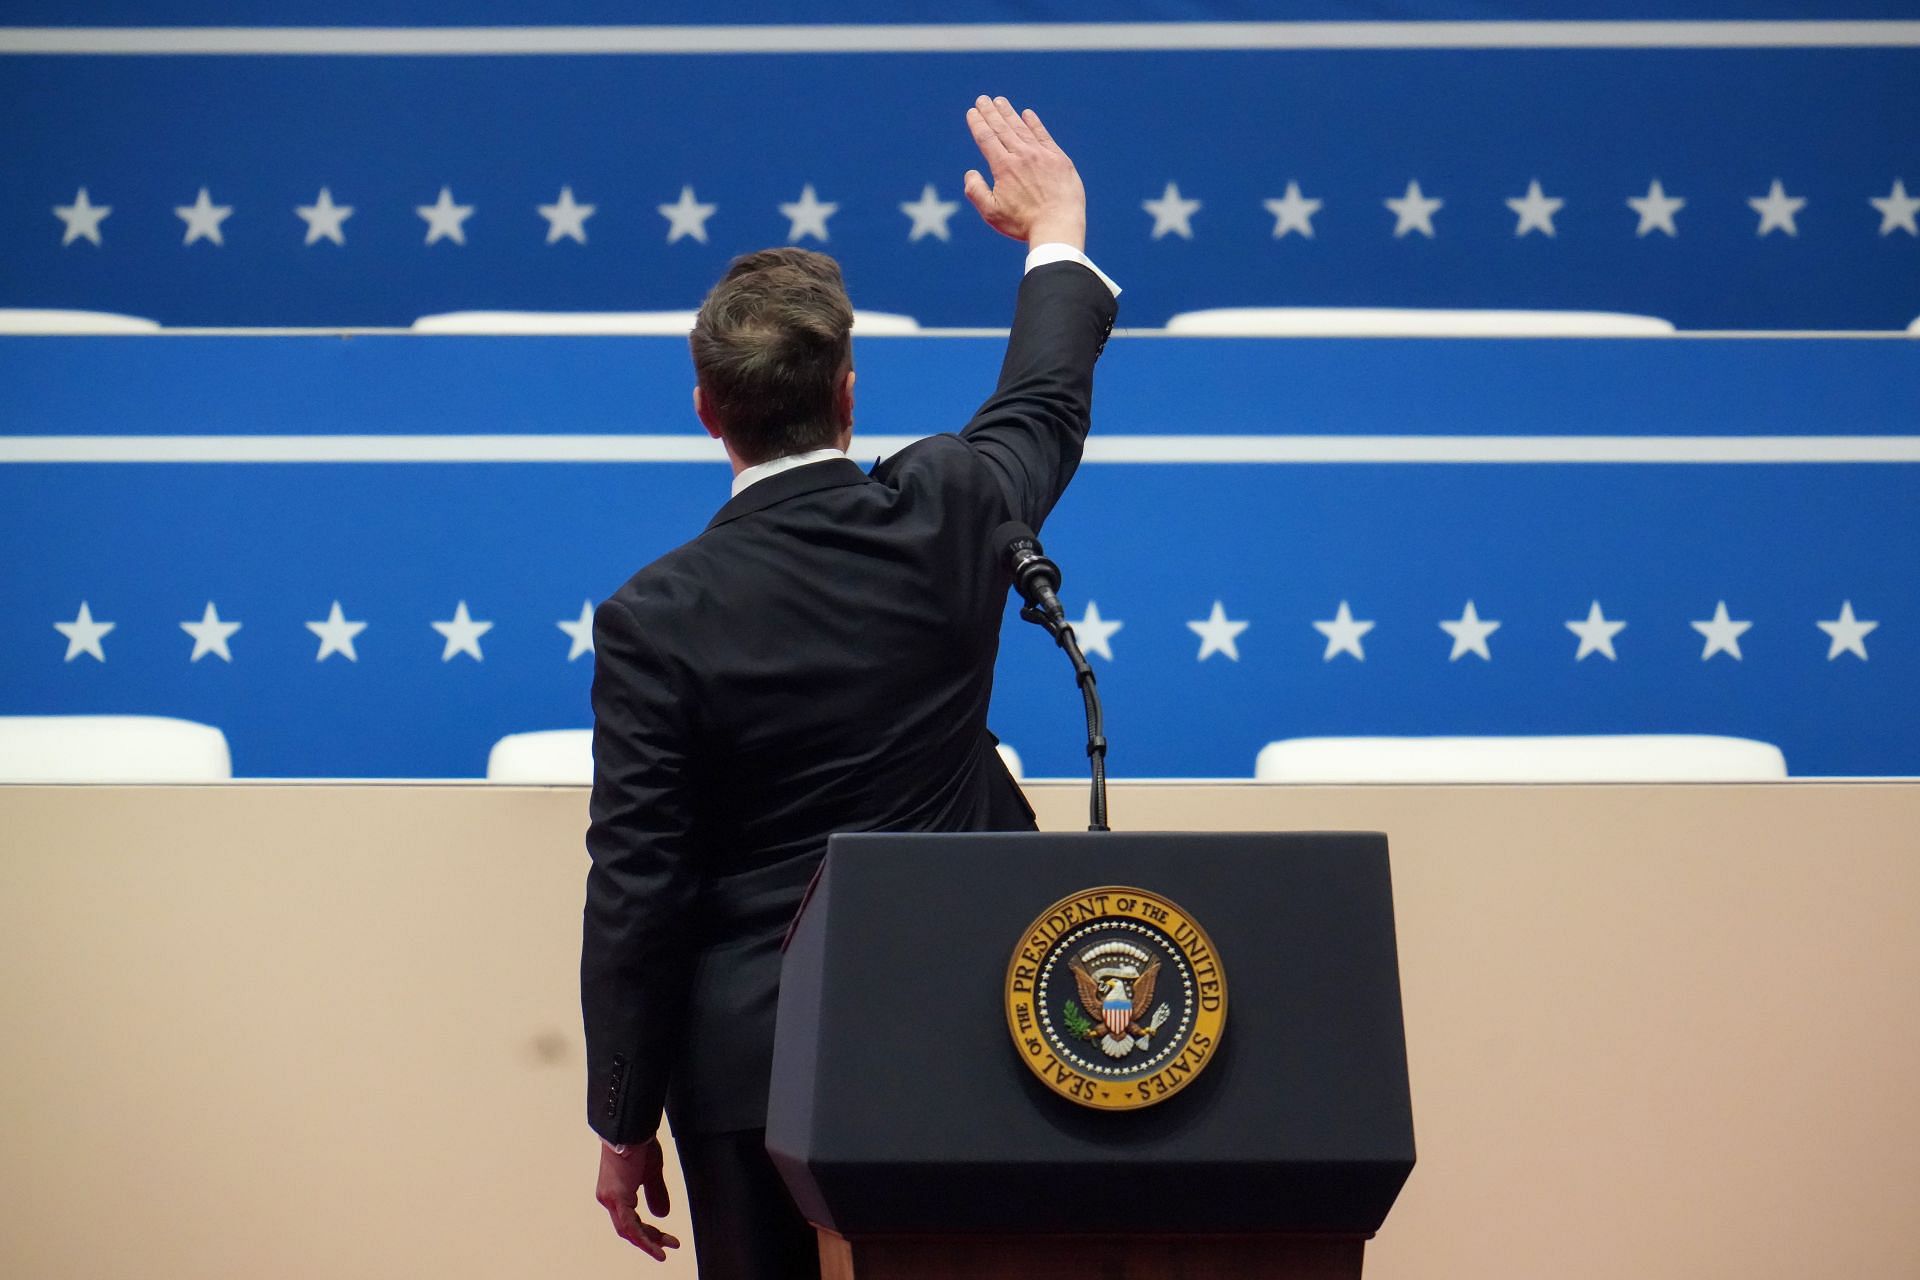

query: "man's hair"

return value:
[690, 248, 855, 466]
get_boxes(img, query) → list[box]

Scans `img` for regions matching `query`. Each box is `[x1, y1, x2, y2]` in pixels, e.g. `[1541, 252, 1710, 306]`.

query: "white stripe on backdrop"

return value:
[4, 434, 1919, 464]
[3, 22, 1920, 55]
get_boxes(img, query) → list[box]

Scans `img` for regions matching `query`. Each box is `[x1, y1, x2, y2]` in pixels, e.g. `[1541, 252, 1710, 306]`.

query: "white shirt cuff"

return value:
[1024, 243, 1121, 298]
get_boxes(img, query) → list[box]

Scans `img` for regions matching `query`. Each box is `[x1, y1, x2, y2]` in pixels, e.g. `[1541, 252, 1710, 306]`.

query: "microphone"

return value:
[991, 519, 1110, 833]
[993, 521, 1067, 626]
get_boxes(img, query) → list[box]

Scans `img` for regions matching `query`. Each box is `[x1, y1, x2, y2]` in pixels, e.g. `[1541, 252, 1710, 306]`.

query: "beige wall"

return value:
[2, 782, 1917, 1278]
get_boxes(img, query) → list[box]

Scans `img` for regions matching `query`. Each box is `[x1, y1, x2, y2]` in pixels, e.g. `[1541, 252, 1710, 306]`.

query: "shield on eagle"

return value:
[1102, 986, 1132, 1037]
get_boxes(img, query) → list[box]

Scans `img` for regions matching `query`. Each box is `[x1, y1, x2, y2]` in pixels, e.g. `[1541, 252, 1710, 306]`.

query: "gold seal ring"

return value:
[1005, 885, 1227, 1110]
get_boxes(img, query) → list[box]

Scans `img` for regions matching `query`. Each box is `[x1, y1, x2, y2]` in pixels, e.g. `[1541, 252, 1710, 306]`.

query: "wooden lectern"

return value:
[767, 831, 1415, 1279]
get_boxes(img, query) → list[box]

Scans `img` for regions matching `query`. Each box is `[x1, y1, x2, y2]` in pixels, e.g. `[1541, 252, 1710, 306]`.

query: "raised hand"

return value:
[963, 95, 1087, 251]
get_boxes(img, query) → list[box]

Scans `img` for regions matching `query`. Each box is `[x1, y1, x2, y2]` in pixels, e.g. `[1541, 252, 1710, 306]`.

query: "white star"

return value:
[1262, 181, 1322, 239]
[53, 188, 111, 247]
[537, 186, 595, 244]
[53, 601, 115, 662]
[1142, 181, 1202, 240]
[1439, 600, 1501, 661]
[900, 183, 961, 242]
[1748, 180, 1806, 237]
[1816, 600, 1878, 661]
[658, 185, 716, 244]
[417, 186, 474, 245]
[432, 600, 493, 662]
[305, 600, 367, 662]
[1384, 180, 1443, 239]
[558, 600, 595, 661]
[1070, 601, 1124, 662]
[296, 188, 353, 246]
[779, 184, 838, 243]
[1869, 179, 1920, 237]
[174, 187, 233, 246]
[1691, 601, 1753, 661]
[1313, 600, 1375, 662]
[1565, 600, 1628, 662]
[180, 601, 242, 663]
[1505, 179, 1564, 237]
[1627, 179, 1685, 238]
[1187, 601, 1248, 662]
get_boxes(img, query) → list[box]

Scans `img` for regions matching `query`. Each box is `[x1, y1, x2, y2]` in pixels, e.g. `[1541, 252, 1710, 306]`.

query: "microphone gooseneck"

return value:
[993, 521, 1110, 833]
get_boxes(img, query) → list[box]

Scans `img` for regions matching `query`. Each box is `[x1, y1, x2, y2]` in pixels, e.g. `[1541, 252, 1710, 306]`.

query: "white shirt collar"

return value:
[729, 446, 851, 498]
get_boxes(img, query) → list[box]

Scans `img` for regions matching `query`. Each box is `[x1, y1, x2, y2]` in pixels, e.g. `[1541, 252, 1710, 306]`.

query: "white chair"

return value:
[485, 729, 593, 783]
[1163, 308, 1675, 337]
[0, 715, 231, 781]
[485, 731, 1025, 784]
[1254, 735, 1787, 783]
[0, 309, 162, 334]
[411, 310, 920, 335]
[995, 743, 1024, 779]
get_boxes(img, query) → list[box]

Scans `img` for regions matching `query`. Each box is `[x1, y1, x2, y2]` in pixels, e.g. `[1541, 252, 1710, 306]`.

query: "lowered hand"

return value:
[595, 1137, 681, 1262]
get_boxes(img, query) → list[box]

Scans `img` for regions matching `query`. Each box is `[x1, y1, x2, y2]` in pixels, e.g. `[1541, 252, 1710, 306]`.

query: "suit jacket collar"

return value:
[705, 456, 874, 530]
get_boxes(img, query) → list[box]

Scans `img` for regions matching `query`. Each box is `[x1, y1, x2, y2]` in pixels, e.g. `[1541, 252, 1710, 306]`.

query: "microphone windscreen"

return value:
[992, 520, 1041, 563]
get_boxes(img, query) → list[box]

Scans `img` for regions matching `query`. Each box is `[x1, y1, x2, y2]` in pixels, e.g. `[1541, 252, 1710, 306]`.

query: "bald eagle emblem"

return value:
[1069, 941, 1173, 1059]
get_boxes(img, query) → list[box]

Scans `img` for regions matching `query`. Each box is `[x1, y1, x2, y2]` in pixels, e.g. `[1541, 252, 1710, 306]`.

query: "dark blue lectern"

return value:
[767, 831, 1415, 1279]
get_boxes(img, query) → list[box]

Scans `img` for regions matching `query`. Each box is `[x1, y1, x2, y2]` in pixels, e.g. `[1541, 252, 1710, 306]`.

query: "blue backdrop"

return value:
[4, 9, 1916, 777]
[4, 332, 1915, 778]
[3, 7, 1918, 329]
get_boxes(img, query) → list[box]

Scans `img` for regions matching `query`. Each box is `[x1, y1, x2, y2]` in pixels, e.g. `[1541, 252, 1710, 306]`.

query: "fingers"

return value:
[965, 102, 1007, 162]
[605, 1202, 681, 1262]
[989, 95, 1032, 145]
[1022, 107, 1059, 149]
[643, 1170, 671, 1219]
[972, 95, 1043, 156]
[603, 1198, 657, 1260]
[962, 168, 994, 216]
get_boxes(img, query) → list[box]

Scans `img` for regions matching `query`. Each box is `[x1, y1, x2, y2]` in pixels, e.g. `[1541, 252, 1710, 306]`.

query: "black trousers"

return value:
[676, 1128, 819, 1280]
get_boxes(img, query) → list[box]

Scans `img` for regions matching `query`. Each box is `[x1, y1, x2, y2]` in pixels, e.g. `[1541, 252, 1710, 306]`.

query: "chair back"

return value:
[412, 310, 920, 335]
[1254, 734, 1788, 783]
[1164, 308, 1675, 337]
[485, 730, 593, 784]
[0, 309, 162, 334]
[0, 715, 232, 781]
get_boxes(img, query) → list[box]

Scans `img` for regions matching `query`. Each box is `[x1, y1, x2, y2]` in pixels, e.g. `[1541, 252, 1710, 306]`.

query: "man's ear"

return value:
[693, 385, 723, 440]
[837, 368, 856, 431]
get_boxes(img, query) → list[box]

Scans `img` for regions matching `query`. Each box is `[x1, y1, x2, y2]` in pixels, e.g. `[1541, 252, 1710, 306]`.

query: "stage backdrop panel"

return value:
[3, 8, 1918, 328]
[3, 780, 1918, 1279]
[2, 332, 1915, 778]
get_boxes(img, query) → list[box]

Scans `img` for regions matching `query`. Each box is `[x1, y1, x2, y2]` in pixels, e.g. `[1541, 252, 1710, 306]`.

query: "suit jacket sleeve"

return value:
[958, 260, 1119, 531]
[581, 595, 699, 1143]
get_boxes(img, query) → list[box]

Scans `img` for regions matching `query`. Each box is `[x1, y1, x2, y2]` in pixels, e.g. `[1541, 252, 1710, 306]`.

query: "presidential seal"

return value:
[1005, 886, 1227, 1110]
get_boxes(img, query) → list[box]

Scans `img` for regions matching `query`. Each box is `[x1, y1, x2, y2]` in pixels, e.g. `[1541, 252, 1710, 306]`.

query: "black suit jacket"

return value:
[582, 260, 1118, 1141]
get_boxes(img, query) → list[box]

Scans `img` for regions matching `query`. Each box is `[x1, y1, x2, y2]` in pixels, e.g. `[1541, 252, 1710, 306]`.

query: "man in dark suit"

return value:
[582, 96, 1119, 1278]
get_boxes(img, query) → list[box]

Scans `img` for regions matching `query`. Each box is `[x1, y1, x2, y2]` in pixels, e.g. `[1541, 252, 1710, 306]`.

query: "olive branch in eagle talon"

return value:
[1060, 995, 1098, 1038]
[1069, 955, 1167, 1057]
